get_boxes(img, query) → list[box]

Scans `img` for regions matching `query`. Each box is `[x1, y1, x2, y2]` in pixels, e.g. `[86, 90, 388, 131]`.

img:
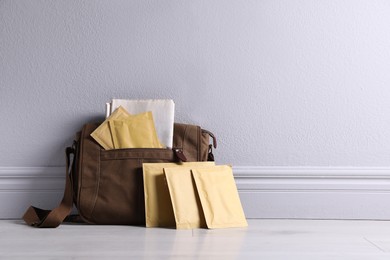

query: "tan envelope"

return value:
[164, 167, 207, 229]
[109, 111, 163, 149]
[143, 162, 215, 228]
[110, 99, 175, 148]
[192, 165, 248, 229]
[90, 106, 131, 150]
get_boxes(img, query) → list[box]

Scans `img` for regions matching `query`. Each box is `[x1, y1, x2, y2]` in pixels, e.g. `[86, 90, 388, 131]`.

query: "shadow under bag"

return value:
[23, 122, 217, 228]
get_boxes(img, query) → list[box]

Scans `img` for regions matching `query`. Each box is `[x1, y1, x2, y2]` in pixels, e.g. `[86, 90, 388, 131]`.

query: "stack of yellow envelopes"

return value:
[90, 106, 163, 149]
[143, 163, 248, 229]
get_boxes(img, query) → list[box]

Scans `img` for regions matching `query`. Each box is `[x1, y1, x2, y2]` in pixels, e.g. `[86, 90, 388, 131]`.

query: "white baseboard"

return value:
[2, 166, 390, 220]
[0, 167, 65, 219]
[234, 167, 390, 220]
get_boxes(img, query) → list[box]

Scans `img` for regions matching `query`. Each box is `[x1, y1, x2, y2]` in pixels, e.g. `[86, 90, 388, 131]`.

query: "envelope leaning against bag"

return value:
[164, 167, 208, 229]
[192, 165, 248, 229]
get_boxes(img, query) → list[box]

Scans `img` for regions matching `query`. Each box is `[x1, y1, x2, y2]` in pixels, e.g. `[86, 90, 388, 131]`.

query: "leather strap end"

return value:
[22, 206, 47, 227]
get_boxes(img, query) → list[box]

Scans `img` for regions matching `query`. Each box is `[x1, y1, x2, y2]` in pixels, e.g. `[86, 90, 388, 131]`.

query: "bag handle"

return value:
[22, 146, 75, 228]
[202, 129, 217, 149]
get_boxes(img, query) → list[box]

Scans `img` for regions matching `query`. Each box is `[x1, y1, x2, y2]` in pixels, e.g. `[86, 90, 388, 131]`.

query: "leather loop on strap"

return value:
[22, 147, 75, 228]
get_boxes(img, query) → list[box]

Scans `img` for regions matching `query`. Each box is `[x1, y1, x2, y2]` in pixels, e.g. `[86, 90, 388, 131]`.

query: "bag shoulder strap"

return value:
[22, 146, 75, 228]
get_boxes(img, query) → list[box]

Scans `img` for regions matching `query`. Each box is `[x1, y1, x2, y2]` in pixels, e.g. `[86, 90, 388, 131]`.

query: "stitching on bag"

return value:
[197, 126, 201, 161]
[77, 126, 86, 218]
[183, 125, 188, 158]
[100, 149, 174, 161]
[89, 149, 102, 222]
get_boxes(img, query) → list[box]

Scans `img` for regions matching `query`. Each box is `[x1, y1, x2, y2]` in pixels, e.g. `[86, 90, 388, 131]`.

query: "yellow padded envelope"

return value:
[143, 162, 215, 228]
[90, 106, 131, 150]
[192, 165, 248, 229]
[164, 167, 207, 229]
[109, 111, 163, 149]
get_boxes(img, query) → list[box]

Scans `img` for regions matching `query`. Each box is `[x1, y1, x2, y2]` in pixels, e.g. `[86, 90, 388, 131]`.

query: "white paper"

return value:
[109, 99, 175, 148]
[105, 103, 111, 118]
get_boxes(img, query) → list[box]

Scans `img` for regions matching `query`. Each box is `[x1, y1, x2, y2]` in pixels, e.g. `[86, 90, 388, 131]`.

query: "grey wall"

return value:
[2, 0, 390, 167]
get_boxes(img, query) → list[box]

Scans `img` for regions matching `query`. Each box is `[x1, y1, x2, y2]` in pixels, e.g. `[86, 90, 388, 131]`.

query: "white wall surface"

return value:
[2, 0, 390, 168]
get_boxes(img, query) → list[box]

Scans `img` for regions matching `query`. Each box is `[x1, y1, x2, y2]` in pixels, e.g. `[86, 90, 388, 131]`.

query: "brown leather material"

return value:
[173, 123, 210, 162]
[23, 122, 216, 228]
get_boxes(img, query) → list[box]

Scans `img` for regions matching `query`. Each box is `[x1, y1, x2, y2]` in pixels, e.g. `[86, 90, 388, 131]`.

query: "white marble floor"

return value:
[1, 219, 390, 259]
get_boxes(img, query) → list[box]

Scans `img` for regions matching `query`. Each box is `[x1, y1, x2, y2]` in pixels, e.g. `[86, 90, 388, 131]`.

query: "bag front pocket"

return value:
[86, 148, 176, 225]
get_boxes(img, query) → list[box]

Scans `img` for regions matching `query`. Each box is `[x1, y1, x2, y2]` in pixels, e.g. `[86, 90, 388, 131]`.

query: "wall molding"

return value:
[0, 167, 65, 219]
[2, 166, 390, 220]
[233, 167, 390, 220]
[234, 166, 390, 192]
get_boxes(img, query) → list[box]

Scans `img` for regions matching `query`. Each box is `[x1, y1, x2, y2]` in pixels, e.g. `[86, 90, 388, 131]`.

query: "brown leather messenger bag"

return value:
[23, 122, 216, 228]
